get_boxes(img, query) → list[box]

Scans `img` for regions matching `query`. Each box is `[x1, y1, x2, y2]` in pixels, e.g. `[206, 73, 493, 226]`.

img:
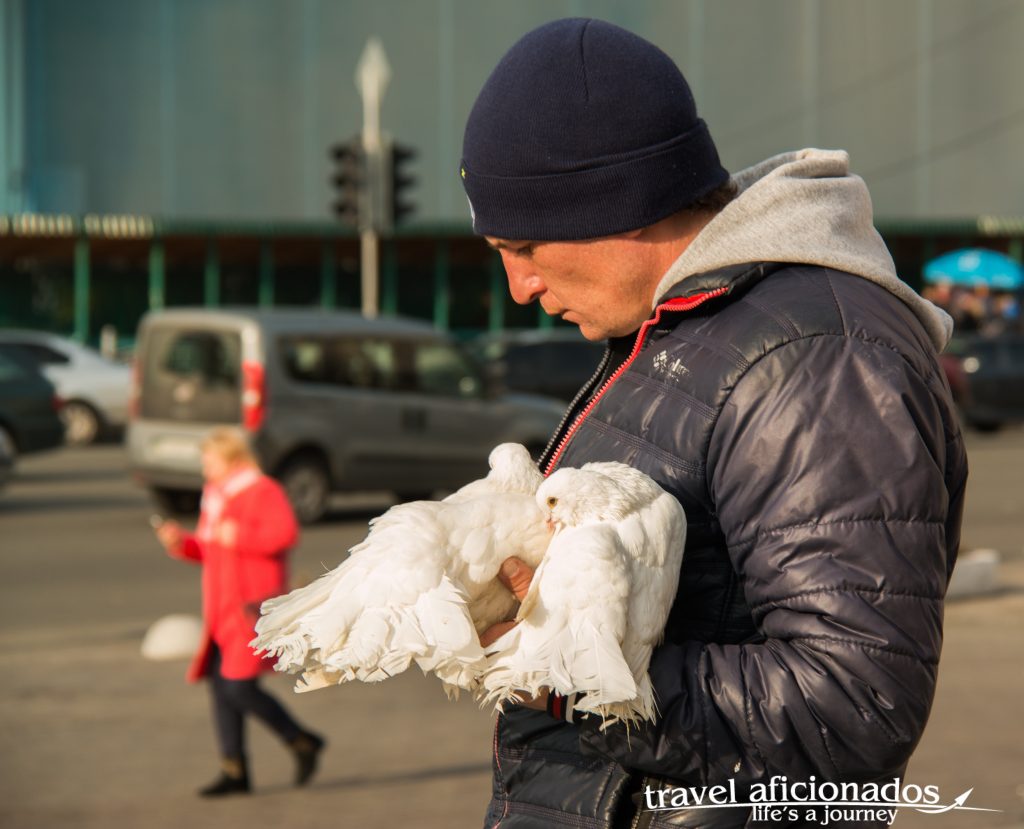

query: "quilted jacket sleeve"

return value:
[576, 333, 962, 785]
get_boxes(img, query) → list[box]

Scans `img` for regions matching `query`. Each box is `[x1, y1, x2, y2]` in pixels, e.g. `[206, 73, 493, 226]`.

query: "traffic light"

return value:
[330, 137, 364, 227]
[387, 141, 417, 228]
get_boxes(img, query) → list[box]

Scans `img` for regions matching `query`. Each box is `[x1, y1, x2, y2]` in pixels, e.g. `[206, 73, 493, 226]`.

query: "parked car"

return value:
[127, 308, 567, 523]
[0, 346, 66, 489]
[467, 328, 605, 403]
[0, 330, 132, 445]
[940, 332, 1024, 431]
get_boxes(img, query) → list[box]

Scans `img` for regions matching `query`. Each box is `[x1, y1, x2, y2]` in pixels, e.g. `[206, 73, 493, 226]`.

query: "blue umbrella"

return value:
[923, 248, 1024, 291]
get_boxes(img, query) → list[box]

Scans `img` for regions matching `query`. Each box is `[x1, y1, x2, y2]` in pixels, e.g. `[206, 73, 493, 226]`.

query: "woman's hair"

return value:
[201, 426, 259, 467]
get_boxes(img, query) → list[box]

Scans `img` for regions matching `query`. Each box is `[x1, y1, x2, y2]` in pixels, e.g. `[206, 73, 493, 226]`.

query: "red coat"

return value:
[169, 470, 299, 682]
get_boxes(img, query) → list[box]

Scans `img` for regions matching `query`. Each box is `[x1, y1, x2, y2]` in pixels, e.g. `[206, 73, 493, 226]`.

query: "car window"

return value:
[6, 343, 71, 366]
[501, 341, 602, 390]
[968, 342, 1002, 369]
[140, 327, 242, 422]
[504, 345, 542, 387]
[282, 338, 329, 384]
[162, 332, 239, 384]
[413, 341, 481, 398]
[355, 340, 402, 390]
[280, 336, 403, 391]
[1005, 340, 1024, 365]
[0, 350, 32, 382]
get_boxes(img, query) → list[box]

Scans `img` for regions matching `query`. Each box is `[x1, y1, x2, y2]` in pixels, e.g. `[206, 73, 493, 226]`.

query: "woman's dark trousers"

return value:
[207, 645, 304, 758]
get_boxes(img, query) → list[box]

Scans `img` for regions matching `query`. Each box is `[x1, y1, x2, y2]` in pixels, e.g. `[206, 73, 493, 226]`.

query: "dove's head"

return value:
[487, 443, 543, 495]
[537, 464, 657, 531]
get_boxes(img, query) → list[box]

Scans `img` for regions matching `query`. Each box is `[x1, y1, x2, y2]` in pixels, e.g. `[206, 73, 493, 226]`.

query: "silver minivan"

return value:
[127, 308, 566, 522]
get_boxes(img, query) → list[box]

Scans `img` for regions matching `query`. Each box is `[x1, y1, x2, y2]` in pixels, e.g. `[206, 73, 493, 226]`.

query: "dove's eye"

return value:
[546, 497, 558, 508]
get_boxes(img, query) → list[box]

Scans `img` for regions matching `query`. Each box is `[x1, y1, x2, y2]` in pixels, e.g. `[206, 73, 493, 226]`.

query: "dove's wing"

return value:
[621, 489, 687, 639]
[608, 488, 688, 721]
[482, 523, 638, 715]
[252, 499, 486, 691]
[254, 488, 552, 695]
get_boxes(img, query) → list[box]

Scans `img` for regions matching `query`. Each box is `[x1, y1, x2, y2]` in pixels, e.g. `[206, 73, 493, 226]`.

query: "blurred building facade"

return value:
[4, 0, 1024, 222]
[1, 1, 1023, 342]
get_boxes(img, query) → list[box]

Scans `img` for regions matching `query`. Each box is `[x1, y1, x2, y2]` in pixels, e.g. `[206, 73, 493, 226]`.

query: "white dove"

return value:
[481, 461, 686, 726]
[250, 443, 550, 694]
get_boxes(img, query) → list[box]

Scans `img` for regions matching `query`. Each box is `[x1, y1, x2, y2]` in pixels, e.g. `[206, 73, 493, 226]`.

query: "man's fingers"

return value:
[480, 620, 517, 648]
[499, 556, 535, 601]
[481, 558, 536, 646]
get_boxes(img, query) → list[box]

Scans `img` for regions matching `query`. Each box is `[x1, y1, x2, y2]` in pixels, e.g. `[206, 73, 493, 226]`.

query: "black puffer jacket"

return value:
[483, 262, 967, 829]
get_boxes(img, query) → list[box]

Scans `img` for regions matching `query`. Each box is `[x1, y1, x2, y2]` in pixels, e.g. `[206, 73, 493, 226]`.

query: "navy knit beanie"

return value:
[460, 18, 729, 241]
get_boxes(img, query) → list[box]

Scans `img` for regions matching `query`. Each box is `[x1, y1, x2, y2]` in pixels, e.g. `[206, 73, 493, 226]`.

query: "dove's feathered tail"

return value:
[483, 612, 642, 721]
[306, 571, 485, 692]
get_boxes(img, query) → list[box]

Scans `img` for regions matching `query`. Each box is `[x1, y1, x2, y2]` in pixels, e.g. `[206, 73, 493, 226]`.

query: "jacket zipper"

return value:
[543, 288, 728, 477]
[630, 776, 649, 829]
[490, 717, 509, 829]
[537, 348, 613, 470]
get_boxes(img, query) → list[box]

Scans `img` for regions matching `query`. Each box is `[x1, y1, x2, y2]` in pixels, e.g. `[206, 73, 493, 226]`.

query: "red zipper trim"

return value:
[543, 287, 728, 477]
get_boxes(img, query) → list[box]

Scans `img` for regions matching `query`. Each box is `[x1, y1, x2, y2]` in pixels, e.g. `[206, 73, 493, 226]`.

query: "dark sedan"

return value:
[0, 346, 65, 488]
[468, 328, 605, 403]
[941, 333, 1024, 431]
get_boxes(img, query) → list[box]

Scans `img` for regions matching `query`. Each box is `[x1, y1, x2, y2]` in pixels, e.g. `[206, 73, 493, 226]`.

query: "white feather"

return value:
[251, 443, 550, 694]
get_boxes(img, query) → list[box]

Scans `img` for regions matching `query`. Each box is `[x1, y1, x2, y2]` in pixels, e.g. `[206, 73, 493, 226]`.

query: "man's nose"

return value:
[502, 253, 546, 305]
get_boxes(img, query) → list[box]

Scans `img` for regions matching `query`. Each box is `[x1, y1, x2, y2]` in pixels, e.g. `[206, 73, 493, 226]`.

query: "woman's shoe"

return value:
[291, 733, 326, 786]
[198, 756, 250, 797]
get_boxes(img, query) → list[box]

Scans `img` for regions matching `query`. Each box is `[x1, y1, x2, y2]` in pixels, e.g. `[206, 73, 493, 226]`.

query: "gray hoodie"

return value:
[654, 148, 953, 351]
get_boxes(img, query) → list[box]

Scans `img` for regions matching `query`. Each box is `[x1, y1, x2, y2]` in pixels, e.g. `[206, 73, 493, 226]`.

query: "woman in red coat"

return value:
[155, 427, 325, 797]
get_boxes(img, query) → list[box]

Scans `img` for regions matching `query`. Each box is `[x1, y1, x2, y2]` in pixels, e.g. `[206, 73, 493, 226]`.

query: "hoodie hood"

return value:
[653, 149, 953, 350]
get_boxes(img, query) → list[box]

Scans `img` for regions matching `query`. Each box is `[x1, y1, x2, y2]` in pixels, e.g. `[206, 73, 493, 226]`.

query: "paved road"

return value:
[1, 431, 1022, 828]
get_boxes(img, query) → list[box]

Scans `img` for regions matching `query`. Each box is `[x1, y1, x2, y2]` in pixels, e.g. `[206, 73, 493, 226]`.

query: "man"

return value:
[461, 18, 967, 829]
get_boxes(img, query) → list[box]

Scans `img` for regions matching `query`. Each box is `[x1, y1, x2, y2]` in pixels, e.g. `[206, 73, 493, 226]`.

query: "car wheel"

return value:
[0, 425, 16, 490]
[150, 487, 201, 516]
[61, 401, 102, 446]
[278, 455, 330, 524]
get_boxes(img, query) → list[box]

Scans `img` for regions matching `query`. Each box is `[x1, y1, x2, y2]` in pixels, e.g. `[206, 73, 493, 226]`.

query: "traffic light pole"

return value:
[356, 38, 390, 319]
[360, 226, 379, 319]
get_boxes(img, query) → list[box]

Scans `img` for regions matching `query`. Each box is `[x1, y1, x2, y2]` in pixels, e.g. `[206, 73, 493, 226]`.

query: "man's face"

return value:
[486, 232, 656, 340]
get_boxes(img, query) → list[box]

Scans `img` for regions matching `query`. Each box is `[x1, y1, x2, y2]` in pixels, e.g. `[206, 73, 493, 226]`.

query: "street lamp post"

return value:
[355, 38, 391, 319]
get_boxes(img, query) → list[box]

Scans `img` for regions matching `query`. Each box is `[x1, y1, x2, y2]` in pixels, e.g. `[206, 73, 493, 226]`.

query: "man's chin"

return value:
[567, 318, 607, 341]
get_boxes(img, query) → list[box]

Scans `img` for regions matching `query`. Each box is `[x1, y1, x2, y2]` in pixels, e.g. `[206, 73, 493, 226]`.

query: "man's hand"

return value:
[481, 556, 548, 712]
[479, 556, 535, 645]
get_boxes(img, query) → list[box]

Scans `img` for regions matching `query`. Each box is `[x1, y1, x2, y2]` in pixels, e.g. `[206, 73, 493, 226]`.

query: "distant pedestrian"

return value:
[154, 426, 325, 797]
